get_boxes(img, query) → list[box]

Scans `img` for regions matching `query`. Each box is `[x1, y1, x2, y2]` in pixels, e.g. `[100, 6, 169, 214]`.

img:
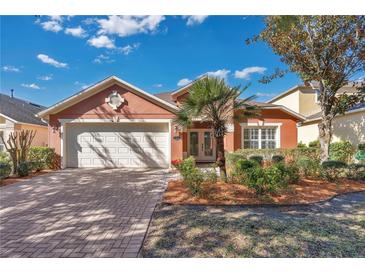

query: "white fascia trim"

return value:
[59, 118, 173, 125]
[266, 85, 303, 103]
[38, 76, 178, 118]
[240, 122, 283, 127]
[0, 113, 18, 124]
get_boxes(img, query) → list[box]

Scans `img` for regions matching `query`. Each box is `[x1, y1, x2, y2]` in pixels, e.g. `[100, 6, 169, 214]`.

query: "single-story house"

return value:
[0, 93, 48, 151]
[38, 76, 305, 168]
[267, 84, 365, 146]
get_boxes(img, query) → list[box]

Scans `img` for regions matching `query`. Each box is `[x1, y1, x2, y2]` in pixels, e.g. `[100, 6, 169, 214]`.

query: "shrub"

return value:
[355, 144, 365, 163]
[308, 140, 320, 148]
[185, 168, 205, 196]
[249, 155, 263, 165]
[17, 161, 30, 177]
[28, 147, 56, 170]
[297, 142, 307, 148]
[174, 156, 205, 196]
[329, 141, 354, 163]
[236, 159, 258, 172]
[0, 151, 11, 164]
[321, 160, 348, 182]
[296, 156, 320, 178]
[272, 155, 285, 163]
[242, 163, 297, 195]
[227, 148, 320, 172]
[204, 168, 218, 184]
[175, 156, 196, 180]
[0, 162, 11, 180]
[245, 166, 267, 195]
[358, 143, 365, 151]
[346, 164, 365, 181]
[285, 163, 300, 183]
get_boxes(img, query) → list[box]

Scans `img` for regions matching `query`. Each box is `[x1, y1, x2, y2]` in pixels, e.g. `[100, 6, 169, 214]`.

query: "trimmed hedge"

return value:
[227, 148, 320, 169]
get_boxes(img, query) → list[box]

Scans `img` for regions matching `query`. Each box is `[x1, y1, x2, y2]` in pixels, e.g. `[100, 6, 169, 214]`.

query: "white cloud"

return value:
[87, 35, 115, 49]
[153, 83, 163, 88]
[40, 16, 64, 33]
[37, 74, 53, 81]
[256, 92, 274, 97]
[65, 26, 87, 38]
[183, 16, 209, 26]
[93, 54, 115, 64]
[2, 65, 20, 72]
[97, 15, 165, 37]
[205, 69, 230, 80]
[118, 43, 140, 55]
[37, 54, 68, 68]
[21, 83, 41, 89]
[234, 66, 267, 80]
[177, 78, 192, 87]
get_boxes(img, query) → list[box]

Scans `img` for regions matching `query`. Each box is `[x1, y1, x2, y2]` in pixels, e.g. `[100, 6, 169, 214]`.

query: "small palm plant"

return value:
[175, 77, 258, 181]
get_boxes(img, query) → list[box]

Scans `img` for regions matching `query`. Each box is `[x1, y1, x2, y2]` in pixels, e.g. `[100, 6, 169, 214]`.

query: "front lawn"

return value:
[141, 192, 365, 257]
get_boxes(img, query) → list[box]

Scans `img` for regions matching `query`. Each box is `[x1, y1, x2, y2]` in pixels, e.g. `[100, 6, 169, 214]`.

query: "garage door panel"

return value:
[66, 123, 169, 168]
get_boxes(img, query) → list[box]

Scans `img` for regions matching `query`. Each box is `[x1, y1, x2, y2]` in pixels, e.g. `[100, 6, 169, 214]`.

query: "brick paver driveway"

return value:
[0, 168, 172, 258]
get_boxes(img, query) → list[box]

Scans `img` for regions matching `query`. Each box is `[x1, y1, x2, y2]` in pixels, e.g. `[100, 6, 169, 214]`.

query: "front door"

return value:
[188, 130, 216, 162]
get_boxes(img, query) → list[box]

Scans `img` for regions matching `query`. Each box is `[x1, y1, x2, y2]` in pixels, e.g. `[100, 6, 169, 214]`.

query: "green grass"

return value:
[141, 195, 365, 257]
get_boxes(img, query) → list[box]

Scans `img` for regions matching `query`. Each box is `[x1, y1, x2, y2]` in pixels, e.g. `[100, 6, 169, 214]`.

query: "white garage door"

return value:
[66, 123, 169, 168]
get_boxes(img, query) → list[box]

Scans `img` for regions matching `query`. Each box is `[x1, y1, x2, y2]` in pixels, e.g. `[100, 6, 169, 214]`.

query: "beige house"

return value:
[0, 93, 48, 151]
[267, 84, 365, 146]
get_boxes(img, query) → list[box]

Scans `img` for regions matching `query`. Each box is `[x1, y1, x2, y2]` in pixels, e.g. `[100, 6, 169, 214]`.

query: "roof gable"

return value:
[38, 76, 178, 119]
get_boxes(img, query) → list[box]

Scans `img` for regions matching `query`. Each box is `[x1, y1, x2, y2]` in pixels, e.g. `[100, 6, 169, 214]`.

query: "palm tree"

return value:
[175, 77, 258, 181]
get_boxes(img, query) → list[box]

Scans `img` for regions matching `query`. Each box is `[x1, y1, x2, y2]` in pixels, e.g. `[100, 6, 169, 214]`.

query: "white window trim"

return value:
[240, 122, 282, 149]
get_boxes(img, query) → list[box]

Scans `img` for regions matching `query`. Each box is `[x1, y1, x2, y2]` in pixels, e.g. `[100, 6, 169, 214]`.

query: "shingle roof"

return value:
[0, 93, 47, 126]
[154, 92, 176, 105]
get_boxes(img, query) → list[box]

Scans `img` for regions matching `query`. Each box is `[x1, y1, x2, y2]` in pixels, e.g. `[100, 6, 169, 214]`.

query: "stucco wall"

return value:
[48, 84, 181, 160]
[299, 87, 321, 116]
[298, 110, 365, 146]
[270, 89, 300, 113]
[233, 109, 299, 150]
[18, 124, 48, 147]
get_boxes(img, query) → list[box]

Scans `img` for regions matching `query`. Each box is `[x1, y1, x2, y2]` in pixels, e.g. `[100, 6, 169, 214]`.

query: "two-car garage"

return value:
[65, 122, 170, 168]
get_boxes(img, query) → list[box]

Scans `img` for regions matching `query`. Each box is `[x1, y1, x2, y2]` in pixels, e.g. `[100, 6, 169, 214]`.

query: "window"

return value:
[243, 128, 259, 149]
[242, 126, 279, 149]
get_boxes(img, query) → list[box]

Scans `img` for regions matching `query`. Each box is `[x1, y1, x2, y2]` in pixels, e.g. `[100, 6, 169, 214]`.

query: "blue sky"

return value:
[1, 15, 303, 107]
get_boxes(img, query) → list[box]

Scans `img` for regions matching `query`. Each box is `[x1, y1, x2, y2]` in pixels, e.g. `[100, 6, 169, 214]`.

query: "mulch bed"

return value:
[0, 170, 53, 187]
[163, 178, 365, 205]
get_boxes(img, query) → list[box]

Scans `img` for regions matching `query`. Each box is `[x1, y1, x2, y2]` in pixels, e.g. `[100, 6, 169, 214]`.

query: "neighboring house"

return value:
[38, 76, 304, 168]
[267, 84, 365, 146]
[0, 93, 48, 151]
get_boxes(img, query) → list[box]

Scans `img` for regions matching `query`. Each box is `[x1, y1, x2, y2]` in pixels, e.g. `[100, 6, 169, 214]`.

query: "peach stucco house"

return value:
[38, 76, 305, 168]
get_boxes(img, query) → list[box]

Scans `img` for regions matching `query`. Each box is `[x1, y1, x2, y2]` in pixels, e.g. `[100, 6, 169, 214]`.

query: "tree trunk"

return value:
[215, 135, 227, 182]
[318, 117, 332, 162]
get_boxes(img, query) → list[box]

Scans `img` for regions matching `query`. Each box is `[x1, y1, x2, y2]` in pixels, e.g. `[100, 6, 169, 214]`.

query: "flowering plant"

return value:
[171, 159, 182, 168]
